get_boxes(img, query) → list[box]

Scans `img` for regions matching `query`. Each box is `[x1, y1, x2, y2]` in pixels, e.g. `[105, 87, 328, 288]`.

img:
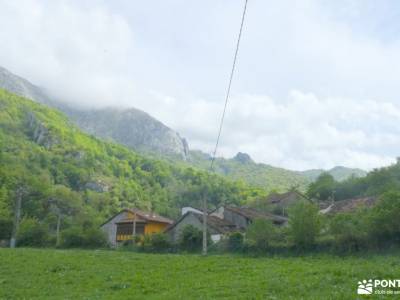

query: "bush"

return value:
[0, 218, 12, 240]
[17, 218, 49, 247]
[179, 225, 204, 252]
[367, 191, 400, 246]
[288, 201, 321, 249]
[245, 219, 277, 251]
[61, 226, 107, 248]
[329, 212, 367, 252]
[227, 232, 244, 252]
[149, 233, 171, 252]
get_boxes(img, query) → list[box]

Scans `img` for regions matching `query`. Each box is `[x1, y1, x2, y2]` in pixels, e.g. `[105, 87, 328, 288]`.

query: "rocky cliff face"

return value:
[0, 66, 53, 106]
[64, 107, 189, 159]
[0, 66, 189, 159]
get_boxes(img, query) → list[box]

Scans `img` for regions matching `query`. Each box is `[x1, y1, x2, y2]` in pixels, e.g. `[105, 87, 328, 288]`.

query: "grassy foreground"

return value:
[0, 248, 399, 299]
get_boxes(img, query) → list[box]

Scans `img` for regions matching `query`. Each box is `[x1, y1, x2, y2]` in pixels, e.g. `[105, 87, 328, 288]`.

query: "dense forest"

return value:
[0, 89, 264, 246]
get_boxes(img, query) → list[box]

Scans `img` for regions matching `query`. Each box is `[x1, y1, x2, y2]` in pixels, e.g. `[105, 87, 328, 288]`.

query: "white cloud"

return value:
[0, 0, 399, 170]
[145, 91, 398, 171]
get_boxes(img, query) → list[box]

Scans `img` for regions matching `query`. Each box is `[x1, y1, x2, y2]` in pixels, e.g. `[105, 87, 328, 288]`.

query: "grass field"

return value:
[0, 248, 399, 299]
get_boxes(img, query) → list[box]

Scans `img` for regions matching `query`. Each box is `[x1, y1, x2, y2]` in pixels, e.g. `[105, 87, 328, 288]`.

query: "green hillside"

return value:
[301, 166, 366, 182]
[186, 150, 367, 194]
[187, 151, 310, 194]
[0, 89, 264, 242]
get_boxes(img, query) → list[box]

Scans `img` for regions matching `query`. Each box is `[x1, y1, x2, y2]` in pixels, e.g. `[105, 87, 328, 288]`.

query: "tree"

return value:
[307, 173, 336, 201]
[227, 232, 244, 252]
[47, 185, 81, 247]
[179, 225, 204, 252]
[288, 201, 321, 249]
[17, 217, 49, 247]
[367, 191, 400, 246]
[10, 185, 28, 248]
[245, 219, 277, 251]
[330, 212, 367, 252]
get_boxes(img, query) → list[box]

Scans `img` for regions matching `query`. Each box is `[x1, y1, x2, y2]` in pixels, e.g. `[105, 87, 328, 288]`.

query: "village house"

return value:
[165, 206, 288, 243]
[165, 210, 236, 243]
[210, 205, 288, 230]
[319, 197, 377, 215]
[100, 209, 173, 247]
[264, 190, 311, 215]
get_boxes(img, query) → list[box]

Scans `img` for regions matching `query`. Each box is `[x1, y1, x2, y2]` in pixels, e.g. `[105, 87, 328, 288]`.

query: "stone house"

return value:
[210, 206, 288, 230]
[165, 211, 236, 243]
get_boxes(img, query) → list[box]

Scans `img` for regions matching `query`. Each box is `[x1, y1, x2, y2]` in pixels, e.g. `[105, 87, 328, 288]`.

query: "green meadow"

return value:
[0, 248, 398, 299]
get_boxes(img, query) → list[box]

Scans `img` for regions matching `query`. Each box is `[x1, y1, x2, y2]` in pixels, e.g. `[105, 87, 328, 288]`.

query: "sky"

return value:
[1, 0, 400, 171]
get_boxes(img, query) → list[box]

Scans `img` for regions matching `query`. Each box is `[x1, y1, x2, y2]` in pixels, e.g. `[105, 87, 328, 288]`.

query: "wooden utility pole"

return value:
[10, 187, 23, 248]
[56, 212, 62, 247]
[132, 210, 137, 240]
[202, 194, 207, 256]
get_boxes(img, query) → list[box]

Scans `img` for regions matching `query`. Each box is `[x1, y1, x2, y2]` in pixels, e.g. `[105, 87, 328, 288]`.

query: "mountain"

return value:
[187, 150, 310, 193]
[0, 66, 189, 160]
[186, 151, 366, 193]
[0, 66, 366, 192]
[0, 66, 53, 106]
[301, 166, 367, 182]
[63, 106, 189, 160]
[0, 89, 260, 226]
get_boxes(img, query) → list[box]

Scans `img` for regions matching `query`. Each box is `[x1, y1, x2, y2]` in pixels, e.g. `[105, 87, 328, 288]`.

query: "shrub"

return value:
[149, 233, 171, 252]
[227, 232, 244, 252]
[179, 225, 203, 252]
[61, 226, 107, 248]
[83, 227, 108, 248]
[288, 201, 321, 249]
[0, 218, 12, 240]
[367, 191, 400, 246]
[245, 219, 277, 251]
[329, 212, 367, 252]
[17, 218, 49, 247]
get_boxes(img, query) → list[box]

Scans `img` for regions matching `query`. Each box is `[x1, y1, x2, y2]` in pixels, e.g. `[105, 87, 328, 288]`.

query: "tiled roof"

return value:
[101, 208, 173, 227]
[164, 211, 237, 234]
[319, 197, 377, 214]
[224, 206, 288, 224]
[266, 190, 310, 204]
[126, 208, 174, 224]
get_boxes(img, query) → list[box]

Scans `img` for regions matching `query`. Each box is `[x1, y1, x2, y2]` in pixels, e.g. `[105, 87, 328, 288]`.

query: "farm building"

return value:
[165, 210, 237, 243]
[210, 206, 288, 230]
[263, 190, 311, 215]
[100, 209, 173, 247]
[166, 206, 287, 243]
[319, 197, 377, 215]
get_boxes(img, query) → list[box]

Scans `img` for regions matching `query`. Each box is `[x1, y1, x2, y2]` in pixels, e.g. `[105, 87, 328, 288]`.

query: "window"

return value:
[116, 223, 145, 240]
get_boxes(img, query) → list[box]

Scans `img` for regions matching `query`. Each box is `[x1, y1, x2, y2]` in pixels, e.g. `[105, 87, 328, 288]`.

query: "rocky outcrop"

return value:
[64, 107, 189, 160]
[233, 152, 253, 164]
[84, 179, 110, 193]
[26, 112, 58, 149]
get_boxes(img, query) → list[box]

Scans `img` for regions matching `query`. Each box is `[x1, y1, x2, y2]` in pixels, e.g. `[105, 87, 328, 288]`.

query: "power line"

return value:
[203, 0, 249, 256]
[210, 0, 248, 172]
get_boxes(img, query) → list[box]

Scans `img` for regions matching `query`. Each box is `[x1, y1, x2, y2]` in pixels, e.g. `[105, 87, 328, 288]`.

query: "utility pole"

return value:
[202, 194, 207, 256]
[132, 210, 137, 240]
[56, 210, 62, 248]
[10, 187, 23, 248]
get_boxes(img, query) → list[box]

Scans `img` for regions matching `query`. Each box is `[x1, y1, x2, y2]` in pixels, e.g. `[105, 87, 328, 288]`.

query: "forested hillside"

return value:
[307, 160, 400, 201]
[0, 89, 264, 244]
[187, 151, 365, 193]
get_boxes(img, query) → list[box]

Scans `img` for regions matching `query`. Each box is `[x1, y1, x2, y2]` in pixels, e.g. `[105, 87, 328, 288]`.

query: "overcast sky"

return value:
[1, 0, 400, 171]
